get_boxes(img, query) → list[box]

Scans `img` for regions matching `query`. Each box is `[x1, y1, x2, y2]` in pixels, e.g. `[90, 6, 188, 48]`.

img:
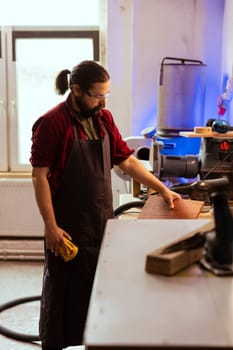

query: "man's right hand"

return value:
[44, 225, 72, 256]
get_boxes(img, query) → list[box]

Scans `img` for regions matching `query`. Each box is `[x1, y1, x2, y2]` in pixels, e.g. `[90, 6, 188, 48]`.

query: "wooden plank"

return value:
[179, 130, 233, 138]
[145, 220, 215, 276]
[138, 195, 204, 219]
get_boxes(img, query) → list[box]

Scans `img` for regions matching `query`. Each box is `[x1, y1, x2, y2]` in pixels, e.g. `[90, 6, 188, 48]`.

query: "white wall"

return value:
[106, 0, 226, 208]
[221, 0, 233, 123]
[106, 0, 133, 138]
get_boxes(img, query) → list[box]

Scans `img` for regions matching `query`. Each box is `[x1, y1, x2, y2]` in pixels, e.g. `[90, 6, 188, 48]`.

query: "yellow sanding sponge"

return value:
[59, 238, 78, 262]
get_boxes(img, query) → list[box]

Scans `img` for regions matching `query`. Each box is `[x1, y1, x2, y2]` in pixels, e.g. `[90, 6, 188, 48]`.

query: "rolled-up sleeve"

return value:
[30, 116, 60, 167]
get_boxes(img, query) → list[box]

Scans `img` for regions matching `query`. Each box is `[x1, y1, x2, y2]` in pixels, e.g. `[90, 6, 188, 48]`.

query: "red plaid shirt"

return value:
[30, 94, 134, 195]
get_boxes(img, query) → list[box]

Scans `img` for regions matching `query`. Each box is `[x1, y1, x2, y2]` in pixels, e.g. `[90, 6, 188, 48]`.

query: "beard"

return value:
[74, 96, 104, 118]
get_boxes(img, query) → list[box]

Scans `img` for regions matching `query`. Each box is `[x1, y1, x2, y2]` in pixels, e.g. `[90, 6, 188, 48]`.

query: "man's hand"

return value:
[44, 225, 72, 256]
[160, 188, 181, 209]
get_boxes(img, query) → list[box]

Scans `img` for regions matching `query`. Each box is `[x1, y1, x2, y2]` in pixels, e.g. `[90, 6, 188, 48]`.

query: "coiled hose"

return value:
[0, 200, 146, 344]
[0, 295, 41, 342]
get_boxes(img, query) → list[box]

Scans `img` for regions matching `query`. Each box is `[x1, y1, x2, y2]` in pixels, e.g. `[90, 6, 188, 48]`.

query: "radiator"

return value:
[0, 179, 43, 238]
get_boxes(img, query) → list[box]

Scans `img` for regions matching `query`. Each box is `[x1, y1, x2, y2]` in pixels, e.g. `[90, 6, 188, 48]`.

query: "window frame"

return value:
[0, 25, 100, 173]
[11, 27, 100, 62]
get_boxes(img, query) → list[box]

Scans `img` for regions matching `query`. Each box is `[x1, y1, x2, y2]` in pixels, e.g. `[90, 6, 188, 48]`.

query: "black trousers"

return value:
[42, 346, 62, 350]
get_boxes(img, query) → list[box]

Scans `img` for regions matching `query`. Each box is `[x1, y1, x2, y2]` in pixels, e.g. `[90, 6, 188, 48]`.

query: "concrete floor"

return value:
[0, 260, 84, 350]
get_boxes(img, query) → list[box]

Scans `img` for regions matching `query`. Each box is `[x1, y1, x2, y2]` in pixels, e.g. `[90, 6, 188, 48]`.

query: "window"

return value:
[0, 0, 103, 173]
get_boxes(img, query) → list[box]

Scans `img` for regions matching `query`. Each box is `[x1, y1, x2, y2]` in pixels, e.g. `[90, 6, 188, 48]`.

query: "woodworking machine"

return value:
[147, 120, 233, 201]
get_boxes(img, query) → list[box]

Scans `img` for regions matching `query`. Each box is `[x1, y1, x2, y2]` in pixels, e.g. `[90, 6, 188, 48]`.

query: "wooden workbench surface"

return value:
[84, 219, 233, 349]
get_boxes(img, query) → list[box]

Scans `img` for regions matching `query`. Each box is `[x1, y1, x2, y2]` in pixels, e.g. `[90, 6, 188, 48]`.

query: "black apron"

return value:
[39, 120, 114, 348]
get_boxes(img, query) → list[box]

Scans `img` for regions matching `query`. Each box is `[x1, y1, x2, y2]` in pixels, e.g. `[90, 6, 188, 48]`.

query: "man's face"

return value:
[72, 81, 110, 117]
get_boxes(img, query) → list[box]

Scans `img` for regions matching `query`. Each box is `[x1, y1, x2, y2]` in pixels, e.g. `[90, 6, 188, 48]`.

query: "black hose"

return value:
[0, 295, 41, 343]
[114, 200, 145, 218]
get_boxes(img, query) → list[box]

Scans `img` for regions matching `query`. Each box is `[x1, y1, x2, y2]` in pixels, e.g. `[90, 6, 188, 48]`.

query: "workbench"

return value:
[84, 219, 233, 349]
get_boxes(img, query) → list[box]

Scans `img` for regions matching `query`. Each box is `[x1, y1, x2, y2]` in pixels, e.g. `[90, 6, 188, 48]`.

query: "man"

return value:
[30, 60, 180, 350]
